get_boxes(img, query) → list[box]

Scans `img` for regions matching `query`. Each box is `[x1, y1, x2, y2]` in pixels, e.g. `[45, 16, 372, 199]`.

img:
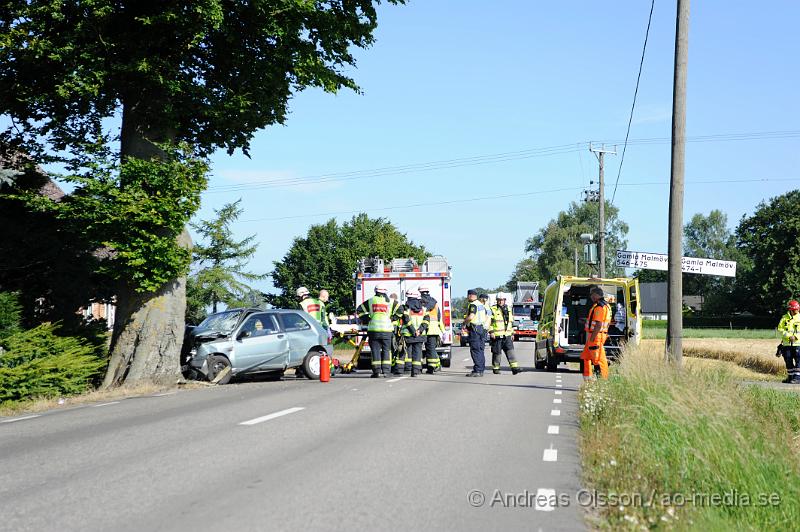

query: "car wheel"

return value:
[546, 351, 558, 372]
[303, 350, 323, 380]
[207, 355, 232, 384]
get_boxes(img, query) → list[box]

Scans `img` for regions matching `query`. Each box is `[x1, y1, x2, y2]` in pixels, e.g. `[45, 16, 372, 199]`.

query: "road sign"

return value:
[615, 250, 737, 277]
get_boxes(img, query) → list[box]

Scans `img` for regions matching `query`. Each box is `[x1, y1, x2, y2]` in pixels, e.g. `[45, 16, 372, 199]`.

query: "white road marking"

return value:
[386, 376, 409, 383]
[239, 407, 305, 426]
[547, 425, 560, 435]
[554, 390, 562, 395]
[553, 398, 562, 404]
[92, 401, 120, 408]
[550, 409, 561, 416]
[1, 415, 40, 423]
[462, 358, 471, 362]
[152, 391, 177, 397]
[543, 447, 558, 462]
[535, 488, 556, 512]
[555, 384, 563, 388]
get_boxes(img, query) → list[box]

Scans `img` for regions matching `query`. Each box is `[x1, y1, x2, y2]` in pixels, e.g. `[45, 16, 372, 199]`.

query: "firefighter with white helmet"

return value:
[419, 284, 444, 373]
[778, 300, 800, 383]
[357, 283, 403, 378]
[398, 288, 430, 377]
[296, 286, 329, 332]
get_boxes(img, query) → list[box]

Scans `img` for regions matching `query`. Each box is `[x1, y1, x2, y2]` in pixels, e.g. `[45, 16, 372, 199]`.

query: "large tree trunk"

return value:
[103, 229, 191, 388]
[102, 102, 188, 388]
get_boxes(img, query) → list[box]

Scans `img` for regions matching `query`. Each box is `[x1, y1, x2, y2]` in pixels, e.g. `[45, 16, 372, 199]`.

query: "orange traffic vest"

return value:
[585, 301, 611, 335]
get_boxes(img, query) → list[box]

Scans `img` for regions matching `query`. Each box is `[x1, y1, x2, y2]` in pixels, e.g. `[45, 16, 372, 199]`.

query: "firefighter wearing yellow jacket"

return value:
[419, 285, 444, 374]
[357, 284, 403, 378]
[489, 294, 521, 375]
[777, 300, 800, 383]
[398, 289, 430, 377]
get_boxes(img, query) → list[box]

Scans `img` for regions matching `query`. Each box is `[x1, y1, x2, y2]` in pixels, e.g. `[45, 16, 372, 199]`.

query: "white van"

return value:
[534, 276, 641, 371]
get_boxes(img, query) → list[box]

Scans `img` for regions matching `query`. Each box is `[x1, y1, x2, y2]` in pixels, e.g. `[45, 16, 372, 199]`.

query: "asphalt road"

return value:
[0, 342, 586, 532]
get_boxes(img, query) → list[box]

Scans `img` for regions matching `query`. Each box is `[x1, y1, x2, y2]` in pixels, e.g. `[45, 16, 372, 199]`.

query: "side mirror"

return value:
[237, 330, 252, 340]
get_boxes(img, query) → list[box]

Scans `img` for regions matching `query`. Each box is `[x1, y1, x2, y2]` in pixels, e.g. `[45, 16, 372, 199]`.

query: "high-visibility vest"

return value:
[778, 312, 800, 346]
[490, 304, 514, 336]
[425, 303, 443, 335]
[481, 301, 492, 329]
[467, 301, 487, 329]
[300, 297, 327, 328]
[401, 306, 430, 337]
[358, 295, 398, 333]
[585, 301, 611, 334]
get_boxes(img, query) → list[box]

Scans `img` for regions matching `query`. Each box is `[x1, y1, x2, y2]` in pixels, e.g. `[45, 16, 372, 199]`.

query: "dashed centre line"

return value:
[385, 376, 409, 383]
[543, 447, 558, 462]
[547, 425, 560, 435]
[239, 407, 305, 426]
[535, 488, 556, 512]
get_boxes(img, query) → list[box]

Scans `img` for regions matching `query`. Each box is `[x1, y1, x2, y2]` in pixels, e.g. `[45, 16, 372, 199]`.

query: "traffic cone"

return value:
[320, 353, 331, 382]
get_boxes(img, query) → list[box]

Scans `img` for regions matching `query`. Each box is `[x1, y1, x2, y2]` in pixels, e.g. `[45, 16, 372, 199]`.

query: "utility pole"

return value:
[589, 143, 616, 278]
[667, 0, 690, 366]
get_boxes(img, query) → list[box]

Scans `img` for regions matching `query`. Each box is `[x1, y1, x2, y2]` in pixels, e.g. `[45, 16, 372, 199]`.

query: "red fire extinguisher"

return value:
[320, 353, 331, 382]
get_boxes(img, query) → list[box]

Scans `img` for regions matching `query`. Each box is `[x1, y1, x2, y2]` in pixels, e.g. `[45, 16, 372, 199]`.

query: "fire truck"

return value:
[354, 256, 453, 368]
[512, 282, 541, 341]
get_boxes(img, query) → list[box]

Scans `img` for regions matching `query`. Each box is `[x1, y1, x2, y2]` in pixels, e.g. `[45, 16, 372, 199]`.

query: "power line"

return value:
[233, 177, 799, 223]
[206, 130, 800, 194]
[612, 0, 656, 204]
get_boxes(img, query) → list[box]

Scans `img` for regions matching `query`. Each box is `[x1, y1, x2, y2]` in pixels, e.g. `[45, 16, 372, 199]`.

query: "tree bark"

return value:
[102, 102, 188, 388]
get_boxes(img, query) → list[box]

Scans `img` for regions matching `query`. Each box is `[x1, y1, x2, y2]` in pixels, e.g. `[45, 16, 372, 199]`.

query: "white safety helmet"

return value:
[296, 286, 310, 298]
[418, 284, 430, 293]
[496, 293, 507, 301]
[406, 289, 420, 299]
[375, 283, 389, 294]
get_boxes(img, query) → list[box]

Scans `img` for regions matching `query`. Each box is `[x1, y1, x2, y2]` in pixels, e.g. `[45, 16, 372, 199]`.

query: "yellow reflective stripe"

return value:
[510, 362, 519, 367]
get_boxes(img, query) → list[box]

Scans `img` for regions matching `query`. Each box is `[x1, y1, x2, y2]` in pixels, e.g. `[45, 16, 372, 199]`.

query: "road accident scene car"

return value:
[183, 308, 332, 384]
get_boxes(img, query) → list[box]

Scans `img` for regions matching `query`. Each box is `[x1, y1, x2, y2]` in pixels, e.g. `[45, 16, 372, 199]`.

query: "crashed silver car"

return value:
[184, 308, 332, 384]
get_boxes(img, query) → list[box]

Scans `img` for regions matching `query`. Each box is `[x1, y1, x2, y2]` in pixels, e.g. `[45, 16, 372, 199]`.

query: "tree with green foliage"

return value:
[522, 200, 628, 284]
[736, 190, 800, 315]
[506, 257, 544, 292]
[1, 0, 403, 387]
[271, 214, 427, 313]
[187, 200, 266, 323]
[0, 292, 22, 342]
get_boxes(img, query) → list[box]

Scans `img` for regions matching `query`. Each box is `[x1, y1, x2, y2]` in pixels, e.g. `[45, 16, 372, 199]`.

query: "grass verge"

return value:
[642, 327, 778, 340]
[580, 342, 800, 530]
[642, 338, 785, 378]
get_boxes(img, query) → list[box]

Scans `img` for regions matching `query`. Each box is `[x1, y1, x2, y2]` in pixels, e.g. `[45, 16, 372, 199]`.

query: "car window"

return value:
[280, 312, 312, 331]
[241, 314, 280, 337]
[198, 309, 243, 333]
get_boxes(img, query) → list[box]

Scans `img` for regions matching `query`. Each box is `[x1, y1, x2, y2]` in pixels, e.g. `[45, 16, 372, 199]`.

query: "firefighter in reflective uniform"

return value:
[356, 283, 402, 378]
[581, 287, 611, 380]
[777, 300, 800, 383]
[464, 289, 487, 377]
[399, 289, 430, 377]
[489, 293, 521, 375]
[297, 287, 329, 332]
[297, 286, 333, 376]
[419, 284, 444, 374]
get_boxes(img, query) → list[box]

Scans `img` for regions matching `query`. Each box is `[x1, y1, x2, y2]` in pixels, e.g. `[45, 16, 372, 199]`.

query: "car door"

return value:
[625, 277, 642, 345]
[279, 312, 320, 367]
[233, 313, 290, 372]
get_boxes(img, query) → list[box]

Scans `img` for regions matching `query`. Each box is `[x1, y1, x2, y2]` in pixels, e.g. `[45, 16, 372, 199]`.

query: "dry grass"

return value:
[642, 337, 785, 377]
[0, 381, 205, 417]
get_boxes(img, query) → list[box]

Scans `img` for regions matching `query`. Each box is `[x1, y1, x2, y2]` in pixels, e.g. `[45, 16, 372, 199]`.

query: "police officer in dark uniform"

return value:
[464, 289, 487, 377]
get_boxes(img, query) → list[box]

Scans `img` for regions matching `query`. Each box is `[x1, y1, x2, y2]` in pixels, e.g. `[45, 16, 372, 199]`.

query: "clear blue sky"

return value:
[195, 0, 799, 300]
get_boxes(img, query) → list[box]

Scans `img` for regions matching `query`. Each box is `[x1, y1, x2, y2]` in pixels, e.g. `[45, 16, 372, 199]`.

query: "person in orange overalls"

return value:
[582, 287, 611, 380]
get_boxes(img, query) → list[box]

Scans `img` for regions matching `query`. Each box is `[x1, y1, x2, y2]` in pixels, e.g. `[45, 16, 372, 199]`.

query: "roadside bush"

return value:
[0, 323, 106, 405]
[0, 291, 22, 341]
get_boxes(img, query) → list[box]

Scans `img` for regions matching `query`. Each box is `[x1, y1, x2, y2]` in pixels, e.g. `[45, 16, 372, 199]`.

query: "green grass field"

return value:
[580, 343, 800, 530]
[642, 326, 778, 340]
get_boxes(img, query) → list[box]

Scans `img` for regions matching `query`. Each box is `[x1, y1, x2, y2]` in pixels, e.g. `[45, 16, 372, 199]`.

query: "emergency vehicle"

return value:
[534, 275, 641, 371]
[354, 256, 453, 368]
[512, 282, 540, 341]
